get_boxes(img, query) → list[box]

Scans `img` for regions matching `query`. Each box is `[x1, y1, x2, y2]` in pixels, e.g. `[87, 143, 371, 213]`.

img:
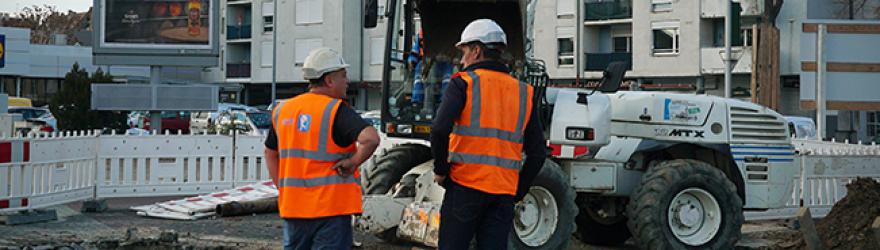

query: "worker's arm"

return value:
[430, 77, 467, 184]
[264, 128, 281, 186]
[264, 148, 280, 186]
[330, 105, 380, 177]
[515, 105, 547, 201]
[333, 126, 380, 176]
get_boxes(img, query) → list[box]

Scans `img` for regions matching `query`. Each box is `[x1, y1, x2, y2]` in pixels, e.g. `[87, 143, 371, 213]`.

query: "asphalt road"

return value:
[0, 197, 788, 249]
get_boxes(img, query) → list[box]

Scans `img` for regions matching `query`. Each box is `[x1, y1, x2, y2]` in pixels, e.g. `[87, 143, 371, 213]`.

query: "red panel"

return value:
[548, 144, 562, 156]
[573, 146, 589, 157]
[0, 200, 8, 209]
[211, 193, 229, 198]
[20, 198, 28, 207]
[22, 141, 29, 162]
[0, 142, 10, 163]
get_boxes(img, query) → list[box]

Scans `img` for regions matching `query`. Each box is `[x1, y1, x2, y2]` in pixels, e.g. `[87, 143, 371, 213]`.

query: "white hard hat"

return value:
[302, 47, 349, 80]
[455, 19, 507, 48]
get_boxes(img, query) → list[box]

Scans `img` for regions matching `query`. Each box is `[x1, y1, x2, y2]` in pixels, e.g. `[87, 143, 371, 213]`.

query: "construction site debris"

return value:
[815, 178, 880, 249]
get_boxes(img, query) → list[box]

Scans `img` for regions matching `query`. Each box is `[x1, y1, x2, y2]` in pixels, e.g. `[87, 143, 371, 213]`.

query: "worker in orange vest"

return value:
[264, 47, 380, 250]
[431, 19, 547, 249]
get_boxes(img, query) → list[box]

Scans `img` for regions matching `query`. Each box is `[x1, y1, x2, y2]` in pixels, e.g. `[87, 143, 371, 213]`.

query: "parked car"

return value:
[360, 110, 381, 130]
[785, 116, 818, 140]
[130, 111, 192, 134]
[9, 106, 56, 133]
[8, 97, 33, 107]
[190, 103, 261, 134]
[211, 110, 271, 135]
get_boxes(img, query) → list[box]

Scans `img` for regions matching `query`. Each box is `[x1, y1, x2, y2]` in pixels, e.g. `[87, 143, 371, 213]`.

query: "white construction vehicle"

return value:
[354, 0, 870, 249]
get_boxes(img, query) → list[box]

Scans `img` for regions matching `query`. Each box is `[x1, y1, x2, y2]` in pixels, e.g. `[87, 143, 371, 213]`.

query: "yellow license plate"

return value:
[415, 125, 431, 134]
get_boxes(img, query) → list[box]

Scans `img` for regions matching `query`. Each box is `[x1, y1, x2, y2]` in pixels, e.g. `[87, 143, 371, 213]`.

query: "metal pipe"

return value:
[359, 0, 366, 110]
[150, 66, 162, 132]
[816, 24, 827, 140]
[575, 0, 583, 85]
[271, 0, 278, 103]
[724, 0, 732, 98]
[216, 199, 278, 217]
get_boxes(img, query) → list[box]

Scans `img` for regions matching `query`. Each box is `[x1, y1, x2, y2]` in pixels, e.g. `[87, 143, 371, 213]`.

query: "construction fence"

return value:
[0, 130, 268, 213]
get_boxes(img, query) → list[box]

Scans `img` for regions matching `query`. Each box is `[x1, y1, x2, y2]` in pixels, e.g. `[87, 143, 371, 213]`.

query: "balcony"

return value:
[585, 53, 632, 71]
[226, 63, 252, 78]
[227, 25, 252, 40]
[585, 0, 632, 21]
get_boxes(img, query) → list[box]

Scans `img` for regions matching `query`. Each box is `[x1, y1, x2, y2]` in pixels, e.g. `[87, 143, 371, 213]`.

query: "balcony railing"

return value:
[226, 63, 251, 78]
[227, 25, 252, 40]
[585, 53, 632, 71]
[585, 0, 632, 21]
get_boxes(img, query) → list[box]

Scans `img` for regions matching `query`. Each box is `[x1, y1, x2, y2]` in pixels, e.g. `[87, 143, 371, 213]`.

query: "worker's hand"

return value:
[434, 174, 446, 185]
[332, 159, 357, 177]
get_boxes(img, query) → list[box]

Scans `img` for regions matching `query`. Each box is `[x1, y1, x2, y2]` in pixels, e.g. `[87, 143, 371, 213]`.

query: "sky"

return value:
[0, 0, 92, 15]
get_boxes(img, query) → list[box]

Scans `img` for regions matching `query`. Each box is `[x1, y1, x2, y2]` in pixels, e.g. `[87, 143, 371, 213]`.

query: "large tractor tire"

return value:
[361, 143, 432, 243]
[626, 159, 743, 250]
[509, 160, 578, 250]
[363, 143, 432, 195]
[575, 197, 631, 246]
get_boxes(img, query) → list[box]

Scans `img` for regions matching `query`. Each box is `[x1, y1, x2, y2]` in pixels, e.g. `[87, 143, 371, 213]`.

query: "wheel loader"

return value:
[356, 0, 798, 249]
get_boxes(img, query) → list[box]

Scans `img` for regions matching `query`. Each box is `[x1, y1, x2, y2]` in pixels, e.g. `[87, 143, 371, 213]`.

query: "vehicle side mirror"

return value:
[597, 61, 627, 93]
[364, 0, 378, 29]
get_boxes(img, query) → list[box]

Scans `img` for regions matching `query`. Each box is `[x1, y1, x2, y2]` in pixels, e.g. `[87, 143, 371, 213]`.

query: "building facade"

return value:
[535, 0, 762, 98]
[204, 0, 387, 110]
[0, 27, 155, 106]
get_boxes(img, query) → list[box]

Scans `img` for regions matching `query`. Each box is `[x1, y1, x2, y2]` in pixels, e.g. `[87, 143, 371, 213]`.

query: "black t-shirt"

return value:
[264, 102, 370, 150]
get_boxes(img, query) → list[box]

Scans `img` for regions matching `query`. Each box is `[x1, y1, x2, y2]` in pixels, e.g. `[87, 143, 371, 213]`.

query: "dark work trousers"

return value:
[282, 215, 353, 250]
[438, 180, 516, 250]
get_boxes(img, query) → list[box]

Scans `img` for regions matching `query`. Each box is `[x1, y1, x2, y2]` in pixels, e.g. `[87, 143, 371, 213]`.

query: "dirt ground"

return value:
[0, 196, 805, 250]
[814, 178, 880, 249]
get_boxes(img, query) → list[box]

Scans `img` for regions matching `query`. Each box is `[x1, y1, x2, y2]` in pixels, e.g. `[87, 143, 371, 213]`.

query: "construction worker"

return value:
[264, 47, 380, 250]
[431, 19, 546, 250]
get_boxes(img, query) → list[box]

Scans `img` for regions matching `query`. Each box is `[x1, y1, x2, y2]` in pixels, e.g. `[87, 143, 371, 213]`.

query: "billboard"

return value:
[0, 34, 5, 68]
[93, 0, 220, 66]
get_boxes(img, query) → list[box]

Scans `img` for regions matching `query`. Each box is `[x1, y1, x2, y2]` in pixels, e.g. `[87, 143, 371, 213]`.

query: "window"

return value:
[712, 19, 753, 47]
[295, 38, 323, 66]
[869, 112, 880, 138]
[557, 0, 575, 16]
[651, 0, 672, 12]
[652, 21, 679, 55]
[262, 2, 274, 33]
[370, 37, 385, 65]
[295, 0, 323, 24]
[261, 41, 273, 67]
[741, 28, 754, 47]
[613, 36, 631, 53]
[557, 38, 574, 66]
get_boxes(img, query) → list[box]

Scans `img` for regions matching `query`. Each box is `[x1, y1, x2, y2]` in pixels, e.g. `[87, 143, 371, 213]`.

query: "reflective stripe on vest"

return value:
[449, 152, 522, 170]
[279, 148, 351, 161]
[279, 175, 360, 188]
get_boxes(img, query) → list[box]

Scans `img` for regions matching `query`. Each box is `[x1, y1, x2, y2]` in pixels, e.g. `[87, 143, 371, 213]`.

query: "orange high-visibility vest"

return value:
[449, 69, 534, 195]
[272, 93, 361, 218]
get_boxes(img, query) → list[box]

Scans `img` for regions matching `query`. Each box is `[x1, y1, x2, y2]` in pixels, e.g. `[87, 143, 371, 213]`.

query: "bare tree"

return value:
[1, 5, 90, 45]
[832, 0, 880, 19]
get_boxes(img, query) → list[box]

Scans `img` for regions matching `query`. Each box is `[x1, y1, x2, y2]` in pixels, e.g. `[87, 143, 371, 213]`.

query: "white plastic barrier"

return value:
[0, 131, 98, 213]
[95, 131, 236, 198]
[748, 139, 880, 220]
[232, 133, 270, 187]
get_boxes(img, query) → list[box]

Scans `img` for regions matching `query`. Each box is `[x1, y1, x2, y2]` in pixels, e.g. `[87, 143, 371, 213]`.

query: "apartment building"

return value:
[204, 0, 386, 110]
[535, 0, 762, 98]
[535, 0, 880, 142]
